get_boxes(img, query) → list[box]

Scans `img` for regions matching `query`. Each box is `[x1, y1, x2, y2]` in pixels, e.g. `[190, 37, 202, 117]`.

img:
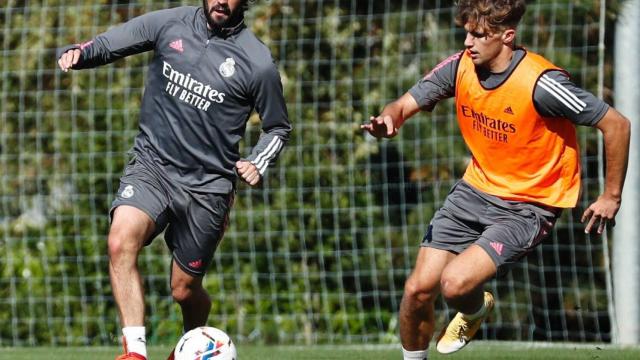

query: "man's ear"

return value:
[502, 28, 516, 44]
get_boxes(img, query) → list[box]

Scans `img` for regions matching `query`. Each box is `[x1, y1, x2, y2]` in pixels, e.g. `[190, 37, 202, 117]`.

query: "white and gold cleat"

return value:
[436, 291, 495, 354]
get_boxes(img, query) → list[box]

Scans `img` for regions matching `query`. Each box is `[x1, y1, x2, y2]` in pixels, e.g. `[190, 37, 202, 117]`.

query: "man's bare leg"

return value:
[108, 205, 156, 358]
[399, 247, 456, 358]
[440, 244, 496, 313]
[170, 260, 212, 331]
[436, 244, 497, 354]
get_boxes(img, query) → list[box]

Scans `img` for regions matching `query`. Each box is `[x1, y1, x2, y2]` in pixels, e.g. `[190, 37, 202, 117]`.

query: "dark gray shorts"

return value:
[111, 155, 234, 277]
[422, 180, 560, 275]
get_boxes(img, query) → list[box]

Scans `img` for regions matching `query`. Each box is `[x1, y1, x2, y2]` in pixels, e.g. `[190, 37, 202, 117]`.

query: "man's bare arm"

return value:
[361, 92, 421, 138]
[581, 107, 631, 234]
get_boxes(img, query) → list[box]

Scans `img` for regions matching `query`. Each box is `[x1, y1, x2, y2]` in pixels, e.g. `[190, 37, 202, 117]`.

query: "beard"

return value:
[203, 0, 245, 29]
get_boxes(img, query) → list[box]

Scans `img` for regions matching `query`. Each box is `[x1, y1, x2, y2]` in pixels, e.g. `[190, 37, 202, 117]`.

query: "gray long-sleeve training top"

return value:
[58, 6, 292, 193]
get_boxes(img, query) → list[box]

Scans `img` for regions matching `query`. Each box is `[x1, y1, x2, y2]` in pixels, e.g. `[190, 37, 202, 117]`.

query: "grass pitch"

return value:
[2, 342, 640, 359]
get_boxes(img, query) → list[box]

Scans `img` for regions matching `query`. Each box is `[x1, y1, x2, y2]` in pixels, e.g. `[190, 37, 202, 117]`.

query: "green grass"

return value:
[1, 343, 640, 360]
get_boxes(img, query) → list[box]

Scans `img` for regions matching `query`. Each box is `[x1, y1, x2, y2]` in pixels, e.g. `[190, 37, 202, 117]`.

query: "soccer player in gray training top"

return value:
[57, 1, 291, 359]
[362, 1, 629, 359]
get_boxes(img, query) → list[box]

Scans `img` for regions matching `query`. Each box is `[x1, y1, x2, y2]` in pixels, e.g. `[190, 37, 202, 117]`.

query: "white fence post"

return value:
[613, 0, 640, 345]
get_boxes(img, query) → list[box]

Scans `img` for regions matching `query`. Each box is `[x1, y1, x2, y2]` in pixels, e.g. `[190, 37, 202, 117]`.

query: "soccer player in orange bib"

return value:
[361, 1, 630, 359]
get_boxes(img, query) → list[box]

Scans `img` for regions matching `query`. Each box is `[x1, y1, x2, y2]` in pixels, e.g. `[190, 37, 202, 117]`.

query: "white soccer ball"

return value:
[174, 326, 237, 360]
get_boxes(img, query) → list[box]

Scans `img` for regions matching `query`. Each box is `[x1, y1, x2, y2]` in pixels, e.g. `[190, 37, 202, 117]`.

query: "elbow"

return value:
[616, 115, 632, 144]
[600, 110, 631, 141]
[622, 116, 631, 137]
[278, 126, 292, 143]
[282, 123, 293, 141]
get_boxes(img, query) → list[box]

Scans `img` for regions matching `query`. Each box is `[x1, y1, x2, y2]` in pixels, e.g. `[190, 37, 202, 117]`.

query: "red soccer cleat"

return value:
[115, 337, 147, 360]
[115, 353, 146, 360]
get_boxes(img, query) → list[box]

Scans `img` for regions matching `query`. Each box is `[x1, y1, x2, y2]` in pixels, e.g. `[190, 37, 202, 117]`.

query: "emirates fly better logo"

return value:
[162, 61, 226, 111]
[460, 105, 517, 144]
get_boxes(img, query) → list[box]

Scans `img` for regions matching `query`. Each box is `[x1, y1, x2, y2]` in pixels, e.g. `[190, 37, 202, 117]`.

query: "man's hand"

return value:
[361, 115, 398, 138]
[236, 160, 261, 186]
[581, 195, 621, 234]
[58, 49, 81, 72]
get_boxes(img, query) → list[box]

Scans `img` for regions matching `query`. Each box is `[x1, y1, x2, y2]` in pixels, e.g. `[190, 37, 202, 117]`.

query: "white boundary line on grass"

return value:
[273, 341, 640, 351]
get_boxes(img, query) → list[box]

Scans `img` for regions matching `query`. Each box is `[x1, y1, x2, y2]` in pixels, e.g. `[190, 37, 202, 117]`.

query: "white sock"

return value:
[462, 299, 488, 321]
[123, 326, 147, 358]
[402, 346, 428, 360]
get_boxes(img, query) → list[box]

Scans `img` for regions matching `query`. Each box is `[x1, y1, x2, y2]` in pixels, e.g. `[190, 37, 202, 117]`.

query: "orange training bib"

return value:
[455, 50, 580, 208]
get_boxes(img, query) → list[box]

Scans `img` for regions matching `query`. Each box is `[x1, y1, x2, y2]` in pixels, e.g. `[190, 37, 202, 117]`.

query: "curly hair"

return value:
[456, 0, 526, 33]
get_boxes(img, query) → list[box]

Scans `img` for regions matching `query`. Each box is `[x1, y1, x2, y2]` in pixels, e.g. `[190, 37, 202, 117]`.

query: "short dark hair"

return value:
[456, 0, 526, 33]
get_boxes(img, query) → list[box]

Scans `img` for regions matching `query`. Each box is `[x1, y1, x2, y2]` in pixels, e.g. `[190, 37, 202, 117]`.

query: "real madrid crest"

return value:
[219, 57, 236, 78]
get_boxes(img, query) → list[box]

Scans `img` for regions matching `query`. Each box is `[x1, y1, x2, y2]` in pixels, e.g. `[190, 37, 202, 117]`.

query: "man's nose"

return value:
[464, 33, 474, 48]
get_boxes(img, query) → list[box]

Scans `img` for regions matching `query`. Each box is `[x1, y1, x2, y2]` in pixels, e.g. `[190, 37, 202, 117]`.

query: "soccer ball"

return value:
[174, 326, 237, 360]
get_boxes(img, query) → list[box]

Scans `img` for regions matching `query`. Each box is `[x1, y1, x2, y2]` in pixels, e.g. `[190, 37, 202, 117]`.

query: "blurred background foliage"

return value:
[0, 0, 622, 346]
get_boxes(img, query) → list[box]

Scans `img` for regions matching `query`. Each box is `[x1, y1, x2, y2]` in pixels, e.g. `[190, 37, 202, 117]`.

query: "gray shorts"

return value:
[422, 180, 560, 275]
[111, 155, 234, 277]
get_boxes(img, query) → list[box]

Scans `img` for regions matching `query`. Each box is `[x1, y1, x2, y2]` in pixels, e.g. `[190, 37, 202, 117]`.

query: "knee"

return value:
[171, 280, 205, 304]
[440, 270, 470, 302]
[107, 228, 140, 262]
[171, 284, 193, 304]
[403, 277, 437, 305]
